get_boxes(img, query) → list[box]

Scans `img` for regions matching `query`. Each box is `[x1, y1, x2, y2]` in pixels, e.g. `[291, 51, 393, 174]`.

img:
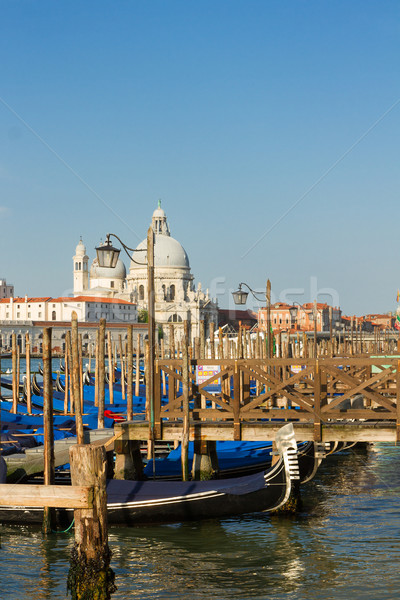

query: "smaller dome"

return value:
[90, 257, 126, 280]
[152, 206, 166, 219]
[75, 238, 86, 256]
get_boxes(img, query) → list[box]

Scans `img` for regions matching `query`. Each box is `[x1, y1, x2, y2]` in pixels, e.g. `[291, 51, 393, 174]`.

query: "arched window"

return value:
[52, 311, 56, 320]
[168, 314, 182, 323]
[169, 284, 175, 301]
[162, 284, 166, 300]
[139, 285, 144, 300]
[75, 262, 79, 270]
[17, 334, 22, 349]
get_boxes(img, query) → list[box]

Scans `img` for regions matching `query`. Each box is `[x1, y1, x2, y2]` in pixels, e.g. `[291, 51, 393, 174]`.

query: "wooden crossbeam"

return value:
[0, 484, 93, 508]
[321, 365, 396, 413]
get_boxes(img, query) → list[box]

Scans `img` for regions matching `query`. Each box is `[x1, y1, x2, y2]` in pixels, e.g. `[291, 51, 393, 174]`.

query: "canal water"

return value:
[2, 358, 400, 598]
[1, 443, 400, 599]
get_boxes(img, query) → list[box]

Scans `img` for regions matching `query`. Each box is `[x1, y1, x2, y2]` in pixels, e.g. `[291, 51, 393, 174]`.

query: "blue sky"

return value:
[0, 1, 399, 316]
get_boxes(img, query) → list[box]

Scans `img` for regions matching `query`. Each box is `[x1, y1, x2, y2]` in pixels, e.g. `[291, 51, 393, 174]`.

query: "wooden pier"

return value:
[115, 356, 400, 446]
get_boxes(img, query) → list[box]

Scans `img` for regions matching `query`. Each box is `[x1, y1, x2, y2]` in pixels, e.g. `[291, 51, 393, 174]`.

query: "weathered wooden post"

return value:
[107, 331, 114, 406]
[169, 324, 175, 359]
[11, 333, 17, 413]
[181, 335, 190, 481]
[68, 444, 116, 600]
[194, 336, 200, 360]
[98, 319, 106, 429]
[147, 226, 156, 459]
[42, 327, 55, 534]
[209, 321, 215, 359]
[95, 330, 99, 407]
[78, 334, 84, 413]
[266, 280, 272, 359]
[70, 313, 85, 445]
[25, 332, 32, 414]
[64, 337, 70, 414]
[126, 326, 133, 421]
[135, 334, 141, 397]
[199, 319, 205, 359]
[118, 334, 126, 400]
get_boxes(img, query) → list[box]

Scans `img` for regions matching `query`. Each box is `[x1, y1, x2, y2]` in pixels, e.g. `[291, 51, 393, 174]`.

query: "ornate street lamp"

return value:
[231, 284, 249, 306]
[97, 229, 156, 439]
[232, 280, 272, 358]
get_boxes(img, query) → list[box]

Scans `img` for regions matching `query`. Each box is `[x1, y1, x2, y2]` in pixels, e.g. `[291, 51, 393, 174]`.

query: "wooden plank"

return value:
[0, 484, 93, 508]
[115, 418, 399, 442]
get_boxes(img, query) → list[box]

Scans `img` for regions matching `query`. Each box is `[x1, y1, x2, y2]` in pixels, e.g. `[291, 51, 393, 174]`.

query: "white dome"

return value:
[75, 238, 86, 256]
[90, 257, 126, 279]
[131, 234, 190, 269]
[152, 206, 166, 219]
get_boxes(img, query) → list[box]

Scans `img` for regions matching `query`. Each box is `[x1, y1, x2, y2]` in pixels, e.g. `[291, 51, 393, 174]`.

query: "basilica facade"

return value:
[73, 203, 218, 340]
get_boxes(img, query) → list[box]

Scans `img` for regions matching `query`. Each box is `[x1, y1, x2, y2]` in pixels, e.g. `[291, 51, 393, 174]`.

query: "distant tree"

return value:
[138, 309, 148, 323]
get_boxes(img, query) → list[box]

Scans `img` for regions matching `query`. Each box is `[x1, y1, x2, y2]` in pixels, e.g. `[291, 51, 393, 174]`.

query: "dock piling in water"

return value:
[68, 443, 116, 600]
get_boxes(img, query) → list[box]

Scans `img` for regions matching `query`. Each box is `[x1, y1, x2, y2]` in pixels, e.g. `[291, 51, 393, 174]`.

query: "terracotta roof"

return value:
[50, 296, 136, 305]
[0, 297, 52, 303]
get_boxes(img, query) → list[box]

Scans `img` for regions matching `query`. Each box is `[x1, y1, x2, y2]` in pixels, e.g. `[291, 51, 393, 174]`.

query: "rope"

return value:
[52, 517, 75, 534]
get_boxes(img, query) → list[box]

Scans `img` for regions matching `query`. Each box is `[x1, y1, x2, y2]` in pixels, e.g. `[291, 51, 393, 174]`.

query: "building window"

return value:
[28, 312, 31, 318]
[17, 312, 20, 318]
[38, 312, 42, 317]
[170, 284, 175, 301]
[110, 281, 114, 288]
[52, 311, 56, 320]
[168, 314, 182, 323]
[139, 285, 144, 301]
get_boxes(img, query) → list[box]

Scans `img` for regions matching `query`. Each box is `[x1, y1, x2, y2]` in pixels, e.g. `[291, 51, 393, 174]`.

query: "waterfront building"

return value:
[258, 302, 342, 334]
[0, 296, 139, 354]
[73, 202, 218, 341]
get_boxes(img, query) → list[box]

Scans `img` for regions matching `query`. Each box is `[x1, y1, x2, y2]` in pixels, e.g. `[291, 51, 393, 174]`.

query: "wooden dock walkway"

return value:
[115, 356, 400, 445]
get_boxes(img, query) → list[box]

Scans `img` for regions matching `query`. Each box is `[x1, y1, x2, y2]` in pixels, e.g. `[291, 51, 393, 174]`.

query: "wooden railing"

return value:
[152, 357, 400, 441]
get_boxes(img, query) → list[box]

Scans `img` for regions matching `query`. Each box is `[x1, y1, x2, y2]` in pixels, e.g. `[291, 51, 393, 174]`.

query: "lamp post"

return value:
[232, 279, 272, 358]
[96, 228, 156, 438]
[311, 300, 318, 358]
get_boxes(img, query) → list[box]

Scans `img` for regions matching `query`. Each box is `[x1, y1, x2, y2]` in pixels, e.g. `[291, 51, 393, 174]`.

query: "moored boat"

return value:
[0, 423, 300, 525]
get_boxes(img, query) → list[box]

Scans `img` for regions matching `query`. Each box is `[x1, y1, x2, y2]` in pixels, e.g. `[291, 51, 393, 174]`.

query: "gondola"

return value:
[0, 376, 25, 395]
[0, 423, 300, 525]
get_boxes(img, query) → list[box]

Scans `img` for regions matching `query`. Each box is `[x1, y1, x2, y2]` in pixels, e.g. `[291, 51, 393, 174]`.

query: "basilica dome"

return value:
[130, 234, 190, 269]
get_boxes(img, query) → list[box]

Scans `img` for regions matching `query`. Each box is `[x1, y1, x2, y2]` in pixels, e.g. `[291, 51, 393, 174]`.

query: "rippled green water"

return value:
[1, 443, 400, 599]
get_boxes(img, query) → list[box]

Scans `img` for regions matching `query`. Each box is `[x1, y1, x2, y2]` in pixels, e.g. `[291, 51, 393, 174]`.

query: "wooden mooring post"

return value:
[68, 443, 116, 600]
[42, 327, 55, 534]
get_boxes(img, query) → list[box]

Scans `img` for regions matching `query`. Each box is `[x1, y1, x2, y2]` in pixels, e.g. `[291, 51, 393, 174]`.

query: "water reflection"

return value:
[1, 444, 400, 599]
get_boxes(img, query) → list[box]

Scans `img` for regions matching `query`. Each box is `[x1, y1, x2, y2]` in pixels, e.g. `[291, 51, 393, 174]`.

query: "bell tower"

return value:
[73, 237, 89, 295]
